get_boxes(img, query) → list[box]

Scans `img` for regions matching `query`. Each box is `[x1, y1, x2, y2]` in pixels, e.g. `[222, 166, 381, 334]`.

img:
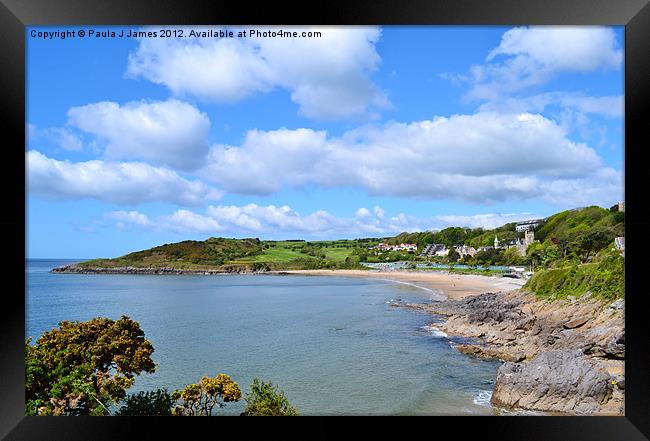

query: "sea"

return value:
[26, 258, 502, 415]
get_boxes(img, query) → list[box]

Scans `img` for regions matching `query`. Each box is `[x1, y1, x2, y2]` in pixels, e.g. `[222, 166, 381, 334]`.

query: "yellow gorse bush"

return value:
[172, 373, 241, 416]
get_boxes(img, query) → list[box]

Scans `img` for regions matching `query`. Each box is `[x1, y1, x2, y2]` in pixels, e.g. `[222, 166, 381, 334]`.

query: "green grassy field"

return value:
[231, 244, 305, 263]
[321, 247, 355, 260]
[231, 242, 357, 264]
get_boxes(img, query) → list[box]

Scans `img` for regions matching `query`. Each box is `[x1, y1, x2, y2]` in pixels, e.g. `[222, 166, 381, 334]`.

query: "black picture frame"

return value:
[2, 0, 649, 439]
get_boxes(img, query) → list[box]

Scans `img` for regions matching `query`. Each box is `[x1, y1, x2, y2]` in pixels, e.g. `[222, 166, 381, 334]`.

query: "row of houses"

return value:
[419, 243, 485, 258]
[419, 230, 537, 259]
[420, 243, 450, 257]
[373, 218, 547, 258]
[419, 243, 481, 258]
[370, 242, 418, 253]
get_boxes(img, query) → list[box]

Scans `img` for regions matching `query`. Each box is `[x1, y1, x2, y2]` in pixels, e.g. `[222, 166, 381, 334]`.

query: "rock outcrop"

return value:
[51, 264, 269, 275]
[492, 349, 613, 414]
[401, 290, 625, 415]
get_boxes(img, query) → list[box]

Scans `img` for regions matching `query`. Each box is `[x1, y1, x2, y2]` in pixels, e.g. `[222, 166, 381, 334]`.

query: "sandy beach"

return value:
[276, 269, 526, 300]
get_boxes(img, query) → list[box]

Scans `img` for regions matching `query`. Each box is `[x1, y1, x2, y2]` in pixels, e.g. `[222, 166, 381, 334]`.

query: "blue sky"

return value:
[26, 26, 624, 258]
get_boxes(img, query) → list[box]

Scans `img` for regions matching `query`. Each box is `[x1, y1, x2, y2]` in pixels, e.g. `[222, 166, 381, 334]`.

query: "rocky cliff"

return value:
[403, 290, 624, 415]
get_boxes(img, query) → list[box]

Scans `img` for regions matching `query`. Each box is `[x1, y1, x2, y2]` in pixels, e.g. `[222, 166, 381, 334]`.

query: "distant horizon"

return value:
[27, 26, 624, 258]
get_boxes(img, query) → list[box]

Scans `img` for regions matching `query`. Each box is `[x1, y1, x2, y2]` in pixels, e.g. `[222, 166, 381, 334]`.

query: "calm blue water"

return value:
[26, 259, 501, 415]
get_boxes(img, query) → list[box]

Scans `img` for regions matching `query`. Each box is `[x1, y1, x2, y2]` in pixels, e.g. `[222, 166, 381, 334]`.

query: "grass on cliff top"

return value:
[79, 238, 363, 270]
[79, 238, 266, 269]
[534, 205, 623, 243]
[233, 246, 305, 263]
[524, 246, 624, 301]
[229, 242, 356, 264]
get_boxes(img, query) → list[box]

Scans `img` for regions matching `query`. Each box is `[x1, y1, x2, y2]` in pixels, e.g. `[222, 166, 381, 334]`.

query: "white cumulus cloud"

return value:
[28, 124, 84, 151]
[197, 111, 617, 206]
[160, 210, 224, 234]
[355, 207, 372, 218]
[434, 212, 539, 229]
[126, 26, 388, 120]
[27, 150, 223, 206]
[67, 99, 211, 170]
[105, 210, 153, 229]
[486, 26, 622, 71]
[478, 92, 623, 118]
[206, 204, 338, 233]
[100, 204, 559, 239]
[446, 26, 622, 101]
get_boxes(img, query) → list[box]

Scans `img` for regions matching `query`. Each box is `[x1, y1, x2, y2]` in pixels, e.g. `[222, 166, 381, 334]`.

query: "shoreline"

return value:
[51, 264, 526, 301]
[274, 269, 526, 300]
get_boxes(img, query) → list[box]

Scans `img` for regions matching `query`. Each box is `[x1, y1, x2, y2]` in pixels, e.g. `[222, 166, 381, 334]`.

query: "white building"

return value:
[508, 266, 526, 273]
[515, 219, 544, 232]
[396, 243, 418, 252]
[371, 243, 417, 253]
[420, 243, 448, 257]
[615, 237, 625, 253]
[454, 245, 477, 258]
[435, 247, 449, 257]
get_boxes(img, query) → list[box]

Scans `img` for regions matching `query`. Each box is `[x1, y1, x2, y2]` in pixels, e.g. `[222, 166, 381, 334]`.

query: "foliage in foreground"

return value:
[171, 374, 242, 416]
[26, 316, 156, 416]
[243, 378, 299, 416]
[117, 376, 299, 416]
[26, 317, 298, 416]
[115, 389, 173, 416]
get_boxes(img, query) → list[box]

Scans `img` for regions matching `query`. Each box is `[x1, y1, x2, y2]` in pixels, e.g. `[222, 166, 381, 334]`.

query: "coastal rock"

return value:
[491, 349, 613, 414]
[456, 344, 525, 362]
[50, 263, 270, 275]
[608, 299, 625, 311]
[563, 316, 589, 329]
[398, 288, 624, 415]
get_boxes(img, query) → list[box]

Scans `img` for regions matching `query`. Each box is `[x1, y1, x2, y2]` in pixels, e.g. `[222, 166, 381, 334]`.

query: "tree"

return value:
[568, 228, 613, 263]
[116, 389, 173, 416]
[352, 247, 369, 262]
[243, 378, 299, 416]
[474, 248, 504, 265]
[171, 374, 241, 416]
[446, 249, 460, 263]
[613, 211, 625, 224]
[26, 316, 156, 416]
[502, 246, 525, 266]
[526, 240, 561, 269]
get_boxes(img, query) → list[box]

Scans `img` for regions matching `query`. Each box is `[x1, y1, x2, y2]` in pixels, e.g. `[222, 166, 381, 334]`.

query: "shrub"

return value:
[116, 389, 173, 416]
[243, 378, 298, 416]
